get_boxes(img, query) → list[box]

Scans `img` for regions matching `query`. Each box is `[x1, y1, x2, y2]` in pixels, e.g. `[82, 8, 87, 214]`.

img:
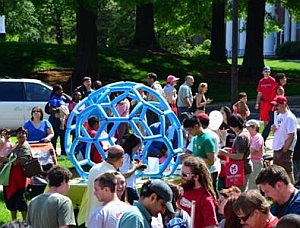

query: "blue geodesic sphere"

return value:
[65, 81, 183, 179]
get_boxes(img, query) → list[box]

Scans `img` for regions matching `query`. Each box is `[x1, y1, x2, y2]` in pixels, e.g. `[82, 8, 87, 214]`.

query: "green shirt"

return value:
[118, 201, 152, 228]
[27, 192, 76, 228]
[193, 132, 215, 159]
[12, 141, 32, 166]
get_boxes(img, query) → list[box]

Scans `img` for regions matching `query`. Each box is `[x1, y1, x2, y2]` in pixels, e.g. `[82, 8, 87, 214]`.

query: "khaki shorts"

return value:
[273, 149, 293, 174]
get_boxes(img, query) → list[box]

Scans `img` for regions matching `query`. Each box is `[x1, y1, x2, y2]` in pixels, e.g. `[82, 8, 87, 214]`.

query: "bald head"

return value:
[185, 75, 194, 86]
[106, 145, 124, 162]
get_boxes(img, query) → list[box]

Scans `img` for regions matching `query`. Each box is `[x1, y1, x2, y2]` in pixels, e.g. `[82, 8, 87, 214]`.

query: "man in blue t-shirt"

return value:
[118, 179, 174, 228]
[256, 165, 300, 218]
[177, 75, 194, 122]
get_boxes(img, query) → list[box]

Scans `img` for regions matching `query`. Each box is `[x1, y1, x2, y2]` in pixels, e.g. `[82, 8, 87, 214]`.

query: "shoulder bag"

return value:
[0, 155, 16, 186]
[22, 158, 42, 178]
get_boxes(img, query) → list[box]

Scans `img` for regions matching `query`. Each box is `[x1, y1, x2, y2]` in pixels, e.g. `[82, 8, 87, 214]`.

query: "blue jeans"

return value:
[127, 187, 139, 205]
[49, 115, 66, 155]
[262, 110, 274, 142]
[293, 159, 300, 183]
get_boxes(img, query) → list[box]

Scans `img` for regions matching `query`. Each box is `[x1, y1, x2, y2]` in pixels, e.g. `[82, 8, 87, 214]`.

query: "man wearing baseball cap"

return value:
[163, 75, 180, 116]
[271, 95, 298, 183]
[255, 66, 276, 136]
[118, 179, 174, 228]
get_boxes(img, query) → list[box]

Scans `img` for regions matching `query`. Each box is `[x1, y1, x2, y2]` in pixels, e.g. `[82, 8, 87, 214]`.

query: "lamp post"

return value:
[231, 0, 238, 104]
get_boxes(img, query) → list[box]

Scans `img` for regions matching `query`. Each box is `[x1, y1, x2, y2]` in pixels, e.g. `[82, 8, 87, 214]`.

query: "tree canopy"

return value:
[2, 0, 300, 85]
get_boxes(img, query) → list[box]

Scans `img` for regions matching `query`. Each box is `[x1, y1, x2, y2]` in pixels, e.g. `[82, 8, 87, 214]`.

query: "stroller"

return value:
[26, 142, 55, 198]
[27, 175, 48, 199]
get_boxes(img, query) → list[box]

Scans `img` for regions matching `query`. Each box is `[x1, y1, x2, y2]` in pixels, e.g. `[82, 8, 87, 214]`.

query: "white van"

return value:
[0, 78, 52, 130]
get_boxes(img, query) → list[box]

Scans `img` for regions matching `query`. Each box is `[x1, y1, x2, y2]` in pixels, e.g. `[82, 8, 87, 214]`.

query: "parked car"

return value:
[0, 77, 52, 130]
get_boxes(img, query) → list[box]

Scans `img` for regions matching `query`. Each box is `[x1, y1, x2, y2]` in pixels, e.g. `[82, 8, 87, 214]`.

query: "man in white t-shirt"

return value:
[88, 172, 129, 228]
[271, 96, 297, 184]
[86, 145, 124, 226]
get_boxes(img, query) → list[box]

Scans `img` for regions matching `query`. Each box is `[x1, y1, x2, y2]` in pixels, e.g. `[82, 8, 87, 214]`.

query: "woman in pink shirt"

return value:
[115, 93, 130, 145]
[67, 91, 85, 140]
[246, 119, 264, 190]
[0, 129, 12, 167]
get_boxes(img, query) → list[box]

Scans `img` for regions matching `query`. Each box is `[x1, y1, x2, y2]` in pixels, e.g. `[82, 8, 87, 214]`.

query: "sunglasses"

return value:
[32, 110, 41, 113]
[181, 172, 194, 178]
[239, 212, 252, 222]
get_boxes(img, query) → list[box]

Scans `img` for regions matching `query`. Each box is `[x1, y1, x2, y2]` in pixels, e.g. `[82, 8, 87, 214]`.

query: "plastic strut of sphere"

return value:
[64, 81, 183, 179]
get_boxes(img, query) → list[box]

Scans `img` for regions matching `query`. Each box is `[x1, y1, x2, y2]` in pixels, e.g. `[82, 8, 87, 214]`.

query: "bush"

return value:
[180, 39, 211, 57]
[276, 41, 300, 58]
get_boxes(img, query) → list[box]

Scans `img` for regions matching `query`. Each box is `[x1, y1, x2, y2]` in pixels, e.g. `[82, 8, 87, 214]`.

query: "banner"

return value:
[30, 143, 55, 165]
[0, 16, 5, 33]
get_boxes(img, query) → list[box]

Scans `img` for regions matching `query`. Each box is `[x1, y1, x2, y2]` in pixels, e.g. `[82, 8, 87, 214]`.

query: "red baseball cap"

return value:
[198, 113, 209, 121]
[270, 95, 288, 105]
[167, 75, 179, 83]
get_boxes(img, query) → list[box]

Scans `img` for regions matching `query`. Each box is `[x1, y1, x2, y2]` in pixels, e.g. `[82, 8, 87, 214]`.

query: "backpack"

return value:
[166, 209, 189, 228]
[44, 102, 51, 114]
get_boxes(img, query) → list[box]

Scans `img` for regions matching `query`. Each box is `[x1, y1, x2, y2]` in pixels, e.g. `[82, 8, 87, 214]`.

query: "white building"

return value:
[226, 5, 300, 57]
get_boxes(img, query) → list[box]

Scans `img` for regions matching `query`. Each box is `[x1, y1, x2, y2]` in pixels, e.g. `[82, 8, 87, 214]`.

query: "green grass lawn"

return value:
[0, 191, 20, 226]
[0, 41, 298, 224]
[0, 136, 75, 225]
[1, 42, 300, 102]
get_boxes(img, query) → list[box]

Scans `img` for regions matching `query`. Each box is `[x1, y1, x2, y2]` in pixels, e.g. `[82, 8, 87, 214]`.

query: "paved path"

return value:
[207, 95, 300, 154]
[207, 95, 300, 123]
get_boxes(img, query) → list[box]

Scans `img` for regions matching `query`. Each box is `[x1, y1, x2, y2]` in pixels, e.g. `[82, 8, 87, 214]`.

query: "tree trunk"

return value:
[209, 0, 228, 63]
[130, 2, 161, 50]
[71, 2, 98, 91]
[54, 10, 63, 44]
[240, 0, 266, 77]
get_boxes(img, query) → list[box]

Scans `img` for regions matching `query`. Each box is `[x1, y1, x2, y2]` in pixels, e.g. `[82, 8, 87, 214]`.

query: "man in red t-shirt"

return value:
[178, 156, 218, 228]
[261, 73, 287, 141]
[255, 66, 276, 126]
[233, 190, 279, 228]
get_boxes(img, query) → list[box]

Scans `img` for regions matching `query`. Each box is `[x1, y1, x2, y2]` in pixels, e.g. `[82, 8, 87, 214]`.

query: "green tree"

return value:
[281, 0, 300, 20]
[129, 2, 160, 50]
[240, 0, 266, 77]
[32, 0, 76, 44]
[97, 0, 135, 47]
[5, 0, 41, 42]
[72, 0, 98, 85]
[32, 0, 98, 86]
[240, 0, 300, 77]
[155, 0, 214, 56]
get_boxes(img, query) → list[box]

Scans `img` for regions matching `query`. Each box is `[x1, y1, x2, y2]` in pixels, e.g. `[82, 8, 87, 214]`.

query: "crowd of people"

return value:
[1, 67, 300, 228]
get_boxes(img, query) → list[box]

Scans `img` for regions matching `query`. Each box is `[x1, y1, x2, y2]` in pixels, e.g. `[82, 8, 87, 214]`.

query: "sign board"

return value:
[0, 15, 5, 33]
